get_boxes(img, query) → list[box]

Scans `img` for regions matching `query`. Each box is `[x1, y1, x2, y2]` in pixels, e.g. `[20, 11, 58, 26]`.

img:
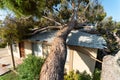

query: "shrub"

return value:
[92, 69, 101, 80]
[17, 55, 45, 80]
[64, 69, 101, 80]
[79, 71, 92, 80]
[0, 42, 7, 48]
[64, 71, 92, 80]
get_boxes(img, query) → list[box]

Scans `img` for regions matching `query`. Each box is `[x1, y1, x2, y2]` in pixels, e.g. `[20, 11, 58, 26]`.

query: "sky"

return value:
[101, 0, 120, 22]
[0, 9, 7, 20]
[0, 0, 120, 22]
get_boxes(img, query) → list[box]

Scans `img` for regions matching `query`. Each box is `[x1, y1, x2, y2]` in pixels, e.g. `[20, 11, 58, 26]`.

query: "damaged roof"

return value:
[28, 30, 106, 49]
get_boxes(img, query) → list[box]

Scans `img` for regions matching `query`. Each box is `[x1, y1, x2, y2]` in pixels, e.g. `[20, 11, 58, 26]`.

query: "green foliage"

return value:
[17, 55, 45, 80]
[0, 42, 7, 48]
[46, 0, 61, 10]
[0, 55, 45, 80]
[0, 69, 101, 80]
[0, 0, 106, 24]
[64, 69, 101, 80]
[64, 71, 92, 80]
[0, 0, 46, 17]
[0, 71, 19, 80]
[59, 8, 72, 20]
[97, 17, 120, 53]
[85, 3, 106, 23]
[0, 20, 18, 43]
[92, 69, 101, 80]
[0, 16, 34, 43]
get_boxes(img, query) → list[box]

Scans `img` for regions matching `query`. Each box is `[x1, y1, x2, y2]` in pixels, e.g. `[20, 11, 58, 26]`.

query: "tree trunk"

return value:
[40, 20, 76, 80]
[10, 43, 16, 70]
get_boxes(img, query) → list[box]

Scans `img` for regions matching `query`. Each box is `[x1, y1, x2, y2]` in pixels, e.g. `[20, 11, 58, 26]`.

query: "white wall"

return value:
[32, 42, 43, 57]
[65, 48, 70, 73]
[24, 41, 32, 56]
[24, 41, 43, 57]
[65, 46, 97, 75]
[7, 43, 20, 58]
[74, 47, 97, 75]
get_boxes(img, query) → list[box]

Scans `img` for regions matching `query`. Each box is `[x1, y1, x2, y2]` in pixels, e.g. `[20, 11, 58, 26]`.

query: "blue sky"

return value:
[0, 9, 7, 20]
[0, 1, 120, 22]
[101, 0, 120, 22]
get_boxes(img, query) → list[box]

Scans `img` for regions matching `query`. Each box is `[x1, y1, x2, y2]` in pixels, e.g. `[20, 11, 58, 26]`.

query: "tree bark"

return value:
[10, 43, 16, 70]
[9, 34, 16, 70]
[39, 20, 76, 80]
[113, 32, 120, 45]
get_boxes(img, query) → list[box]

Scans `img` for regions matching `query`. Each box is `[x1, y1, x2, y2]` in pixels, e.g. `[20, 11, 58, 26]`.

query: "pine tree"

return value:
[0, 0, 106, 80]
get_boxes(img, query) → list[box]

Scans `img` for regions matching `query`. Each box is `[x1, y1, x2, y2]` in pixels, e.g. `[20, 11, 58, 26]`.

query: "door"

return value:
[19, 42, 25, 57]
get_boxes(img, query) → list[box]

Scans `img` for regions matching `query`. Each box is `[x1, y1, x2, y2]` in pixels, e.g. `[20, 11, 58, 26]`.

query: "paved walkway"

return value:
[0, 48, 22, 76]
[0, 64, 10, 76]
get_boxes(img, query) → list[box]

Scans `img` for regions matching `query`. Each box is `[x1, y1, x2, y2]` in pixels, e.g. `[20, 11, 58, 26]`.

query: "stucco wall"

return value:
[24, 41, 32, 56]
[74, 47, 97, 75]
[64, 48, 70, 73]
[65, 46, 97, 75]
[7, 43, 20, 58]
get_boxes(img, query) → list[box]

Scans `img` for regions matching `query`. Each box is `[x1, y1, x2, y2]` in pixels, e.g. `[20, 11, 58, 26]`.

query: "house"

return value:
[8, 29, 106, 75]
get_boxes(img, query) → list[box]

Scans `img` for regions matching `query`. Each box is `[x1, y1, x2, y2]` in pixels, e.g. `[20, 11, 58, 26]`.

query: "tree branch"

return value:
[28, 25, 63, 36]
[83, 1, 91, 13]
[113, 32, 120, 45]
[42, 16, 62, 26]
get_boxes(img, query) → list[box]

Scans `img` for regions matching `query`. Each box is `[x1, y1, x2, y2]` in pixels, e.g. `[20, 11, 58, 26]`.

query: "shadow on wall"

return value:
[77, 51, 95, 73]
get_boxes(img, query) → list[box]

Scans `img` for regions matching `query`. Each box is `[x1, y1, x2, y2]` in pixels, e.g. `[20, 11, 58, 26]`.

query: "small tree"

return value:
[0, 16, 35, 69]
[0, 16, 18, 69]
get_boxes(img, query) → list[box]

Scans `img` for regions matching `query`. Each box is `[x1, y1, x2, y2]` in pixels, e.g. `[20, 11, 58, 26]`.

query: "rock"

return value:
[101, 51, 120, 80]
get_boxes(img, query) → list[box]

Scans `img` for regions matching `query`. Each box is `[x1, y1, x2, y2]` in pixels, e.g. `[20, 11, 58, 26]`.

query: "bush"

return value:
[0, 42, 7, 48]
[92, 69, 101, 80]
[64, 71, 92, 80]
[17, 55, 45, 80]
[64, 69, 101, 80]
